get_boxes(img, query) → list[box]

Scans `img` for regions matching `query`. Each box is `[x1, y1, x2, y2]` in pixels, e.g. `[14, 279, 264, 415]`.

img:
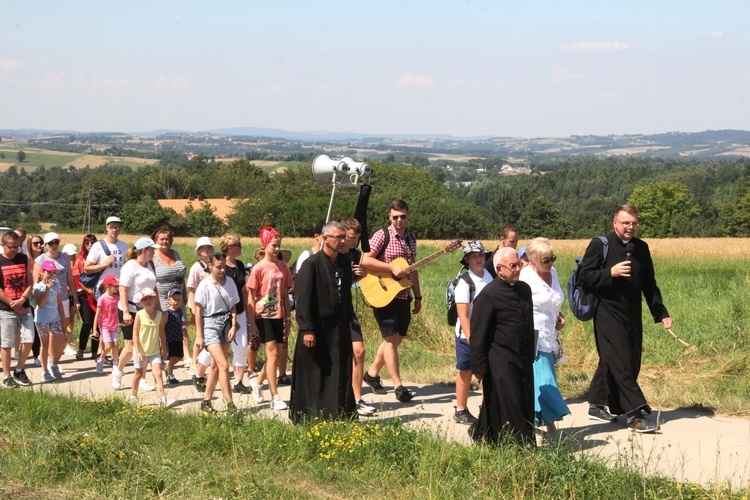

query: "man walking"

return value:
[290, 221, 356, 423]
[579, 204, 672, 433]
[84, 216, 129, 293]
[470, 247, 536, 446]
[362, 200, 421, 403]
[0, 231, 34, 387]
[485, 223, 519, 278]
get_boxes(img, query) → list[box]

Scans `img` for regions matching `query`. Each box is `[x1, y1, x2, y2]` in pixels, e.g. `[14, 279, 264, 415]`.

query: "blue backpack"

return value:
[567, 236, 608, 321]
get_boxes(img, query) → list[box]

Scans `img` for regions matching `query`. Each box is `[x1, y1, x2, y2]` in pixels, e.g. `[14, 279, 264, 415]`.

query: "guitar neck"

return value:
[405, 248, 451, 274]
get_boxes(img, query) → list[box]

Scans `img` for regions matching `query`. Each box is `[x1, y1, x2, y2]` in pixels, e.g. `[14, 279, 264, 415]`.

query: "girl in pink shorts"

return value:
[93, 274, 121, 373]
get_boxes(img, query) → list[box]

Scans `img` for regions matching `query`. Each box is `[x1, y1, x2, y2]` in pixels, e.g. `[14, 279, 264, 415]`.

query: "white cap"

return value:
[106, 216, 122, 225]
[62, 243, 78, 256]
[134, 237, 160, 251]
[194, 236, 214, 256]
[43, 232, 60, 244]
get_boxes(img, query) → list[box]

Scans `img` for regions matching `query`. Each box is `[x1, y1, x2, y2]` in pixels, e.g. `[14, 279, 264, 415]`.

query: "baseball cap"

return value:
[137, 287, 157, 301]
[101, 274, 120, 287]
[62, 243, 78, 256]
[134, 237, 160, 251]
[43, 232, 60, 244]
[106, 216, 122, 225]
[40, 260, 58, 272]
[167, 288, 182, 298]
[460, 240, 491, 267]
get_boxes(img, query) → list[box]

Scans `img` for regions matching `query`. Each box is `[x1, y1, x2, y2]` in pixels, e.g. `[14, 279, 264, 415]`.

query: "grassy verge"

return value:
[1, 389, 741, 498]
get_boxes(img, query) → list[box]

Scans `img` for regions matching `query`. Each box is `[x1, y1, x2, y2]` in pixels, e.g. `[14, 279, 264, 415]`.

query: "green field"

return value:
[0, 146, 156, 170]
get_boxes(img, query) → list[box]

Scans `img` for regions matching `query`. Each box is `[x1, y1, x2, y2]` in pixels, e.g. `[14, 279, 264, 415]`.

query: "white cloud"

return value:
[90, 75, 129, 92]
[551, 67, 585, 83]
[709, 30, 725, 39]
[0, 59, 21, 71]
[561, 41, 629, 53]
[147, 76, 189, 93]
[397, 71, 433, 88]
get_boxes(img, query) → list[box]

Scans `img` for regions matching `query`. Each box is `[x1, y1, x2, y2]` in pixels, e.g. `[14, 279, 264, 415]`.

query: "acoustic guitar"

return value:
[358, 240, 462, 308]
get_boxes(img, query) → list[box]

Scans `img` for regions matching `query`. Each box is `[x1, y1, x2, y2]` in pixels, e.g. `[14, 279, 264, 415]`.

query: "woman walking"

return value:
[72, 235, 98, 360]
[26, 234, 45, 365]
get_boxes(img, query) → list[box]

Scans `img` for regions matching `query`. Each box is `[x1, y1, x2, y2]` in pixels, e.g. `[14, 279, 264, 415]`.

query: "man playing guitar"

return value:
[362, 199, 420, 403]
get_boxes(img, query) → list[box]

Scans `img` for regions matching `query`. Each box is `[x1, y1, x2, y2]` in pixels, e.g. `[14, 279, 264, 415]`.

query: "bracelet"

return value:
[414, 296, 422, 300]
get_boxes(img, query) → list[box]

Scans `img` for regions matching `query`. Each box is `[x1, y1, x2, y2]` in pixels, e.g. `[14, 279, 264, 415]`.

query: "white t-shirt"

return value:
[194, 277, 240, 316]
[118, 259, 157, 313]
[86, 239, 129, 287]
[295, 249, 314, 274]
[454, 268, 493, 339]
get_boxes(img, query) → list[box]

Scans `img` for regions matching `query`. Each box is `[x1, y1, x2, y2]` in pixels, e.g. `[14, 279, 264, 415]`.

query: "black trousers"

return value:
[76, 291, 98, 357]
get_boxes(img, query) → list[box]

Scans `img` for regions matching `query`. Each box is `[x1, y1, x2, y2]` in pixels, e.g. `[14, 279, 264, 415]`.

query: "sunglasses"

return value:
[32, 241, 43, 247]
[47, 240, 60, 245]
[228, 243, 242, 248]
[213, 253, 227, 260]
[541, 255, 557, 265]
[391, 215, 408, 220]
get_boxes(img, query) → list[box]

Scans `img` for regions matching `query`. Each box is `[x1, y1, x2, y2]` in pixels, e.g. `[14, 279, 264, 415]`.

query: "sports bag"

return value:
[79, 240, 112, 289]
[567, 236, 608, 321]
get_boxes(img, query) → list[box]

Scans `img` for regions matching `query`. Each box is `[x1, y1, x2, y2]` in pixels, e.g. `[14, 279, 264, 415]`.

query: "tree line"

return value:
[1, 155, 750, 239]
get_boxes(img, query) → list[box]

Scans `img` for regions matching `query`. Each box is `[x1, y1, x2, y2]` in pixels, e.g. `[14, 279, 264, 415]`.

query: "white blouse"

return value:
[519, 265, 564, 354]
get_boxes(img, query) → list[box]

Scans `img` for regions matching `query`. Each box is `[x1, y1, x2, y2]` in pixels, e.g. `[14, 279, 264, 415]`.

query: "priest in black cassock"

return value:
[578, 204, 671, 433]
[290, 221, 356, 423]
[470, 247, 536, 446]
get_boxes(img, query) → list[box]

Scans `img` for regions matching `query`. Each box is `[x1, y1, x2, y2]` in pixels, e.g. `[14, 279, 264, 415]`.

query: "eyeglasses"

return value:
[615, 220, 639, 228]
[325, 234, 346, 241]
[32, 241, 43, 247]
[391, 214, 408, 220]
[48, 240, 60, 245]
[498, 262, 521, 271]
[541, 255, 557, 265]
[3, 244, 20, 250]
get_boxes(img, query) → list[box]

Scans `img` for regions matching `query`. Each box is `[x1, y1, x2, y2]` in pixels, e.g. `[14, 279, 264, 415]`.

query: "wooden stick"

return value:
[667, 328, 696, 350]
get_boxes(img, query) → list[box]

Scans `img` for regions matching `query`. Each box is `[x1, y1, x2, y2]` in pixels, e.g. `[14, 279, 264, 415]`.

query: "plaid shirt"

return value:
[369, 225, 417, 301]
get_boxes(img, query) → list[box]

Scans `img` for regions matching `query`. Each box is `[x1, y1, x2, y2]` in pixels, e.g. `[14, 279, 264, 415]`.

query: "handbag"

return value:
[79, 240, 112, 288]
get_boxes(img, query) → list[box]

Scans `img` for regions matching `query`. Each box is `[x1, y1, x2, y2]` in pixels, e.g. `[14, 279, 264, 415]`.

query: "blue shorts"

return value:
[455, 336, 471, 371]
[373, 299, 411, 338]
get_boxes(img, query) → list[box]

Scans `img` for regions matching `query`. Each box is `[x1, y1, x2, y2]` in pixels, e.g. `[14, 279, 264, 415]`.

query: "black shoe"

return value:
[226, 401, 238, 414]
[628, 417, 659, 433]
[588, 405, 617, 423]
[200, 400, 216, 414]
[75, 350, 84, 360]
[395, 385, 414, 403]
[232, 381, 250, 394]
[277, 373, 292, 385]
[453, 407, 478, 425]
[363, 372, 387, 395]
[3, 376, 19, 388]
[167, 375, 180, 385]
[193, 375, 207, 393]
[13, 369, 32, 387]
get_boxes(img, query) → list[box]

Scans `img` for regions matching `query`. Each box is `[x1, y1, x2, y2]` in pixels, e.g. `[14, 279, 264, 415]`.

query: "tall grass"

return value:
[1, 389, 742, 498]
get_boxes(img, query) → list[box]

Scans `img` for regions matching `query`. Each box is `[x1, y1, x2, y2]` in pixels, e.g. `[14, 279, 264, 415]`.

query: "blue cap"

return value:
[167, 288, 182, 298]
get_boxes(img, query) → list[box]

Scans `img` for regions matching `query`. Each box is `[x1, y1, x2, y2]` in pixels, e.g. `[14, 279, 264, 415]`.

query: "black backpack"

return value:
[79, 240, 112, 288]
[446, 268, 474, 327]
[567, 236, 608, 321]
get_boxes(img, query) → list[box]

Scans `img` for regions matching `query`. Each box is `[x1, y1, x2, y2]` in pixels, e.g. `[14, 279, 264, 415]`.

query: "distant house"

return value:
[157, 197, 245, 222]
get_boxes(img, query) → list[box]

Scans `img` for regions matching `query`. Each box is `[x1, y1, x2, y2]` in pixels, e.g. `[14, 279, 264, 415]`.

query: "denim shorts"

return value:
[203, 313, 231, 346]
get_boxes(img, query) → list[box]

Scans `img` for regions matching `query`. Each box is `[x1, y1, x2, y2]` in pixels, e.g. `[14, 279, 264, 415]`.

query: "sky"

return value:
[2, 1, 749, 138]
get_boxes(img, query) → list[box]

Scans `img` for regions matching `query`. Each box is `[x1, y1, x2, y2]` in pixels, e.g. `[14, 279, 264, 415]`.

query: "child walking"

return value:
[165, 288, 187, 384]
[93, 274, 120, 373]
[187, 237, 215, 389]
[33, 260, 65, 382]
[131, 288, 175, 407]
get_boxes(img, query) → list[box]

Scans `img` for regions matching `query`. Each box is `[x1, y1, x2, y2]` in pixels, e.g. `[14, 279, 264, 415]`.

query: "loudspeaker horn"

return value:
[312, 154, 350, 184]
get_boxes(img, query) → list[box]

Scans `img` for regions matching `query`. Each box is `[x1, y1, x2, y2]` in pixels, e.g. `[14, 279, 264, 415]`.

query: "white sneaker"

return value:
[270, 395, 288, 411]
[356, 398, 377, 416]
[250, 377, 265, 403]
[64, 344, 77, 356]
[139, 379, 155, 392]
[33, 357, 41, 367]
[112, 369, 123, 390]
[96, 359, 104, 374]
[41, 371, 56, 383]
[50, 364, 63, 379]
[160, 396, 177, 408]
[129, 395, 138, 404]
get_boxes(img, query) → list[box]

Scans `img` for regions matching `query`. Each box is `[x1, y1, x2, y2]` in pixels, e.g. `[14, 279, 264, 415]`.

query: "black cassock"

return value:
[579, 233, 669, 415]
[470, 278, 536, 446]
[290, 251, 356, 423]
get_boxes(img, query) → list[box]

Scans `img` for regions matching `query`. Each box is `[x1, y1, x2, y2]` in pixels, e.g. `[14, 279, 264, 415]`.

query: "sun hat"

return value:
[194, 236, 215, 256]
[101, 275, 120, 287]
[62, 243, 78, 256]
[43, 232, 60, 244]
[518, 246, 528, 260]
[136, 288, 157, 302]
[106, 216, 122, 225]
[134, 237, 160, 251]
[40, 260, 58, 272]
[459, 240, 491, 267]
